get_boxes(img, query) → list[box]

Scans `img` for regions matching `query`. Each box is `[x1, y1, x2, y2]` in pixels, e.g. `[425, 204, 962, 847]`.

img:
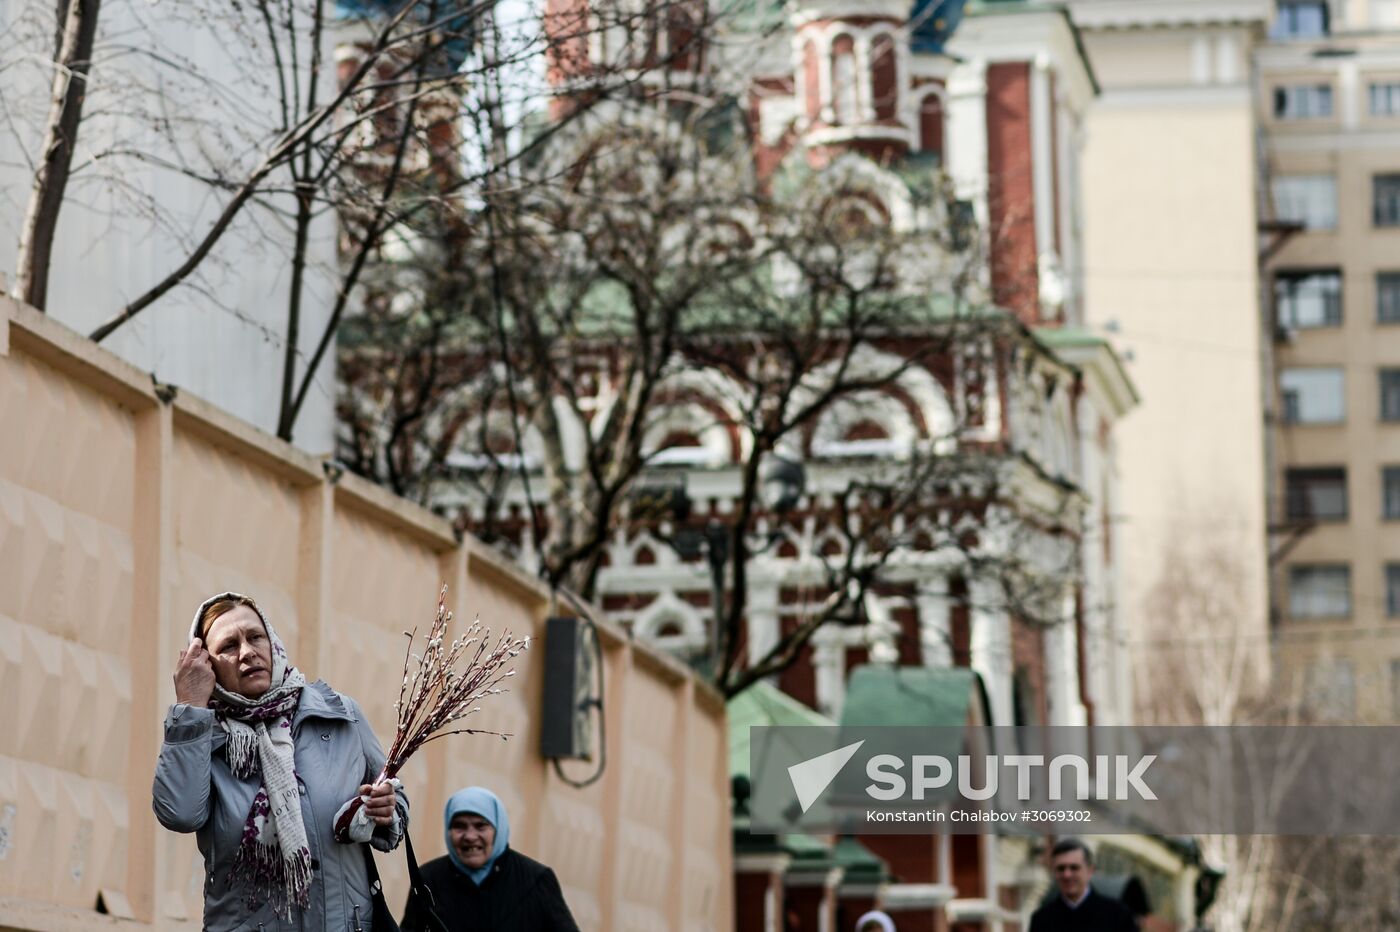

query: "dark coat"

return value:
[401, 848, 580, 932]
[1029, 889, 1137, 932]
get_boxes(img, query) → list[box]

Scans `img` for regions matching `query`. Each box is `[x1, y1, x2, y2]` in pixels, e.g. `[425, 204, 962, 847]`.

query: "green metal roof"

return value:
[831, 836, 888, 884]
[728, 681, 834, 781]
[1031, 325, 1104, 350]
[840, 664, 986, 728]
[785, 833, 890, 881]
[1032, 325, 1140, 412]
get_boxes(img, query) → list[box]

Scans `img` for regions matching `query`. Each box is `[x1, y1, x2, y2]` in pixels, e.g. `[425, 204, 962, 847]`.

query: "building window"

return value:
[1383, 369, 1400, 420]
[1274, 84, 1333, 119]
[1376, 174, 1400, 226]
[1305, 659, 1355, 720]
[1280, 368, 1345, 423]
[1385, 467, 1400, 518]
[1272, 175, 1337, 230]
[919, 93, 944, 156]
[1275, 270, 1342, 329]
[1289, 564, 1351, 618]
[1372, 83, 1400, 116]
[1389, 564, 1400, 617]
[1379, 273, 1400, 323]
[1285, 467, 1348, 521]
[1273, 1, 1329, 38]
[870, 34, 899, 122]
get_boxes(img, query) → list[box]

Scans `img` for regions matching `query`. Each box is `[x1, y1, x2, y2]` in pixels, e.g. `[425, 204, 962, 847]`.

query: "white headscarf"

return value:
[855, 910, 897, 932]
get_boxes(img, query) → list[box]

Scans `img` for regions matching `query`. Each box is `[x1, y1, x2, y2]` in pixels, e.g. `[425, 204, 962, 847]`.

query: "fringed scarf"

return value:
[191, 592, 311, 916]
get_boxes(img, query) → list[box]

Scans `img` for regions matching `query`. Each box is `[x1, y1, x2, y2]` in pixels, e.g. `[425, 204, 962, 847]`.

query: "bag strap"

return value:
[402, 830, 450, 932]
[360, 843, 397, 932]
[360, 830, 448, 932]
[404, 831, 428, 892]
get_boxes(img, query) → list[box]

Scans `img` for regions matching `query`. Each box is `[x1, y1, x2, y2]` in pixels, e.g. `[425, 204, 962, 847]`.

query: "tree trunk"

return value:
[14, 0, 102, 311]
[276, 182, 314, 441]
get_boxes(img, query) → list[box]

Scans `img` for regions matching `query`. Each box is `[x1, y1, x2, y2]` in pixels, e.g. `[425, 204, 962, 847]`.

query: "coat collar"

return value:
[294, 680, 356, 728]
[211, 681, 355, 754]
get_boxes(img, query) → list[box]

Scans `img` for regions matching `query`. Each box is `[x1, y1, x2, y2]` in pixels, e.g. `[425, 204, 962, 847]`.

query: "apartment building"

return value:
[1262, 0, 1400, 722]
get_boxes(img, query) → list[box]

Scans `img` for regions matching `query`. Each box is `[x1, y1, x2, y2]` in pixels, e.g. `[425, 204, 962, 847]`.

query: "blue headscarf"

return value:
[443, 787, 511, 885]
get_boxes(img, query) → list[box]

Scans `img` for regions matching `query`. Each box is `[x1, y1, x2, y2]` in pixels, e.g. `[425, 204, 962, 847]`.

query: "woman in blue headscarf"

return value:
[401, 786, 579, 932]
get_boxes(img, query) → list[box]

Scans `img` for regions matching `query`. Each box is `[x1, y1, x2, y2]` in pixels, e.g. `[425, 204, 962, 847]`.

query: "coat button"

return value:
[321, 733, 331, 741]
[311, 858, 320, 871]
[299, 785, 307, 796]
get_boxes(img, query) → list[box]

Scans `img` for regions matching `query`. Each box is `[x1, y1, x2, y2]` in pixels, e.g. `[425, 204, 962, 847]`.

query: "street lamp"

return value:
[628, 454, 806, 675]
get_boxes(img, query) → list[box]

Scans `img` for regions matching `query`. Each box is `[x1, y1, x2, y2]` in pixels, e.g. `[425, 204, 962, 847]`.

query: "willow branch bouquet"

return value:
[334, 586, 530, 841]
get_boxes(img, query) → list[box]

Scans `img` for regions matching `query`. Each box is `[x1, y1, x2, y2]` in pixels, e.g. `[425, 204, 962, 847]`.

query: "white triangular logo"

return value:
[787, 740, 865, 813]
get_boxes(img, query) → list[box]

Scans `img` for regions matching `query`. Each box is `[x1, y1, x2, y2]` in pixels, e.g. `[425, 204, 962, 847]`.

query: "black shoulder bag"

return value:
[362, 830, 450, 932]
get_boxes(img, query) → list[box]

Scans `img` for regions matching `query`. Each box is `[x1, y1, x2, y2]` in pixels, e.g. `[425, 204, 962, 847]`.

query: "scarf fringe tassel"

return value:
[231, 840, 314, 917]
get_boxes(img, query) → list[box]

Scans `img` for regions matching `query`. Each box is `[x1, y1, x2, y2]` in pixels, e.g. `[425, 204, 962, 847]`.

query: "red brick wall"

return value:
[861, 834, 937, 884]
[836, 894, 881, 932]
[985, 62, 1040, 325]
[736, 872, 777, 932]
[779, 636, 818, 708]
[784, 885, 826, 932]
[545, 0, 591, 85]
[951, 834, 984, 898]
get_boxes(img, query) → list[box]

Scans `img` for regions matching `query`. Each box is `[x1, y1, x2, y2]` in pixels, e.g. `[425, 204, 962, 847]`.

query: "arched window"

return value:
[870, 34, 898, 121]
[831, 35, 858, 125]
[919, 91, 945, 156]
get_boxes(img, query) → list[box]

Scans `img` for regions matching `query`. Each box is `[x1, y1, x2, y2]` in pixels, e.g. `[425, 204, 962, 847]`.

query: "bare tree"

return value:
[12, 0, 101, 311]
[1129, 516, 1400, 932]
[338, 79, 1088, 696]
[4, 0, 700, 440]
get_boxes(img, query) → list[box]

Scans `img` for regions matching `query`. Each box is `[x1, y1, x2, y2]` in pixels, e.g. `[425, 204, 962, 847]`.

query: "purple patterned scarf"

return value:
[191, 593, 310, 915]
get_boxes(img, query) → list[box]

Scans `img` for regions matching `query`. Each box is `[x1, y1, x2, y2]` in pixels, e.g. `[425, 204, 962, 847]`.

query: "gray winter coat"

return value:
[153, 680, 409, 932]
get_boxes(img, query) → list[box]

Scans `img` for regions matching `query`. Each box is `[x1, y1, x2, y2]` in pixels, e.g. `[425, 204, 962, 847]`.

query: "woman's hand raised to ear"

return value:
[174, 638, 216, 708]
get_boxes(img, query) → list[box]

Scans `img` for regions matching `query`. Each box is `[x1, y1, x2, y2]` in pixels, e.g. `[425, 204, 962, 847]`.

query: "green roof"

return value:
[831, 836, 888, 884]
[728, 681, 834, 781]
[1033, 325, 1140, 412]
[838, 665, 989, 806]
[1032, 325, 1106, 351]
[785, 834, 890, 881]
[840, 664, 986, 728]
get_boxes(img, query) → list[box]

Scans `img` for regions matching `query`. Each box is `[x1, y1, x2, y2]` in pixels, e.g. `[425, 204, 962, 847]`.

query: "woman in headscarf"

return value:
[153, 592, 409, 931]
[401, 786, 579, 932]
[855, 910, 897, 932]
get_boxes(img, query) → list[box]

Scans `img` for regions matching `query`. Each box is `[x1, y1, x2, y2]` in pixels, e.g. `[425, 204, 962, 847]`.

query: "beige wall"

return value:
[1078, 25, 1271, 719]
[0, 297, 732, 931]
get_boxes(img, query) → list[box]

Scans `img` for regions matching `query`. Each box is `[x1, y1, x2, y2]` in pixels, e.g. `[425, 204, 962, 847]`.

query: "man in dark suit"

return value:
[1028, 839, 1137, 931]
